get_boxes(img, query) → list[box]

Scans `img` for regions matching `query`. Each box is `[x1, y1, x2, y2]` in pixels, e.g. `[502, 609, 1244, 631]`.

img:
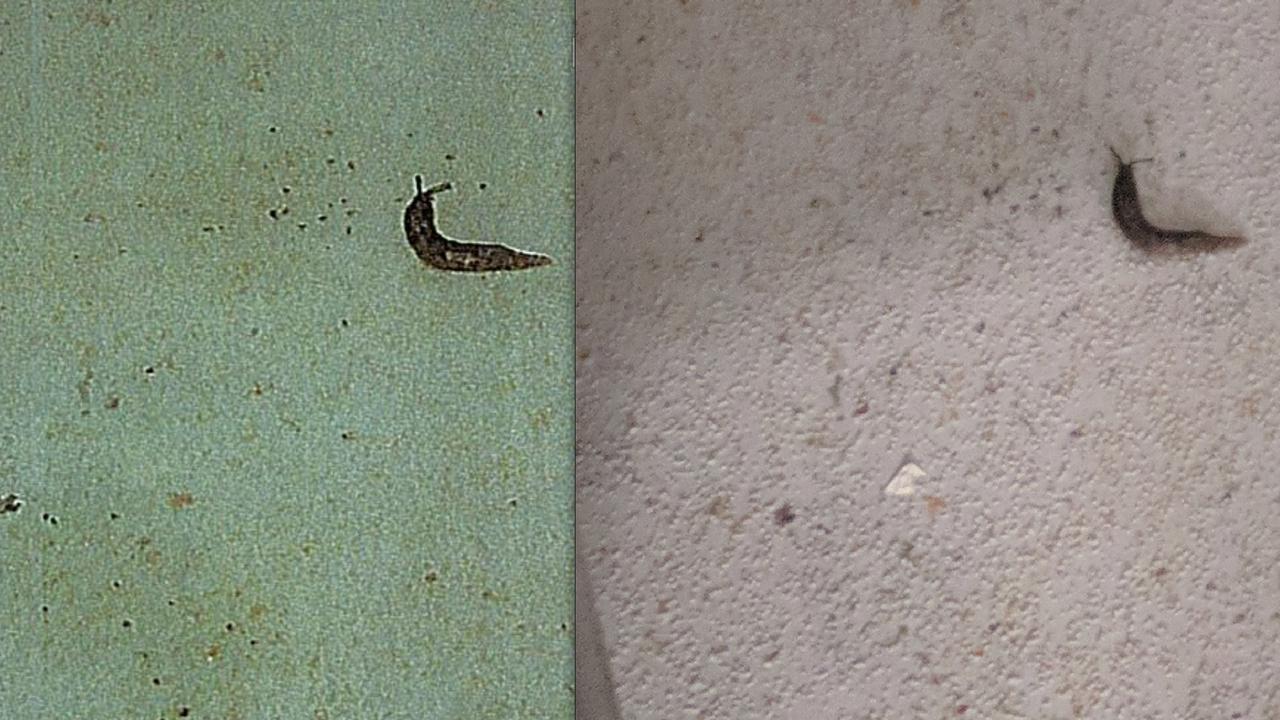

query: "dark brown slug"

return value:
[1109, 147, 1245, 253]
[403, 176, 553, 272]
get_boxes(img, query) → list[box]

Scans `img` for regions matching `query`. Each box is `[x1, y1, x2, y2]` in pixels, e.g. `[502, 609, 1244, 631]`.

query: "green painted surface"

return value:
[0, 2, 573, 718]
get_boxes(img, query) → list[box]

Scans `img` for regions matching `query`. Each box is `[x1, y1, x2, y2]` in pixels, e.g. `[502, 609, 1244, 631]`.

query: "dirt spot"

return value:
[0, 494, 21, 514]
[924, 495, 946, 518]
[772, 504, 796, 526]
[167, 492, 195, 510]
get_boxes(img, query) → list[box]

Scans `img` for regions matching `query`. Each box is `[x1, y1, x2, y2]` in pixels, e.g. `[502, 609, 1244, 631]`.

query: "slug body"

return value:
[1109, 147, 1245, 253]
[404, 176, 553, 272]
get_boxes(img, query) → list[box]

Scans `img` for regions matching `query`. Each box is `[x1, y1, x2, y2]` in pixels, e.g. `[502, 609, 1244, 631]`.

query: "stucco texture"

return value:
[0, 2, 573, 718]
[576, 2, 1278, 719]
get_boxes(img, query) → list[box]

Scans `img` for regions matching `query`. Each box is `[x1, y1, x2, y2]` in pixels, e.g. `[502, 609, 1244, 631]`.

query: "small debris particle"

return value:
[347, 160, 355, 170]
[281, 186, 291, 194]
[41, 512, 58, 525]
[445, 154, 455, 161]
[885, 462, 925, 497]
[772, 504, 796, 526]
[122, 619, 133, 628]
[478, 182, 487, 190]
[268, 209, 278, 220]
[224, 622, 235, 632]
[423, 571, 439, 583]
[178, 706, 191, 717]
[104, 395, 120, 409]
[167, 492, 195, 510]
[924, 495, 946, 517]
[853, 402, 869, 416]
[0, 493, 21, 514]
[143, 365, 156, 377]
[535, 108, 546, 118]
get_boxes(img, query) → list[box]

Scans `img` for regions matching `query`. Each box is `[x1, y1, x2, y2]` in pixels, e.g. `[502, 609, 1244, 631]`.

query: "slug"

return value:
[403, 176, 553, 272]
[1109, 147, 1245, 253]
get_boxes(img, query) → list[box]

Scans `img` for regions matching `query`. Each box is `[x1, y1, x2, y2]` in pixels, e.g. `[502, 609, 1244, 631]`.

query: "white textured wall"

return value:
[577, 2, 1280, 718]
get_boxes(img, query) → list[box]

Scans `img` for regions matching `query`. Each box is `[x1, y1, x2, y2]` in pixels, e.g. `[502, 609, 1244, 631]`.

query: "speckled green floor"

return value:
[0, 3, 572, 718]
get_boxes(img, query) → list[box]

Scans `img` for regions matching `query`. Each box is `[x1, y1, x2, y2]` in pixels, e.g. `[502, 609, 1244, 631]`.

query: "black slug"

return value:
[1109, 147, 1245, 253]
[403, 176, 553, 272]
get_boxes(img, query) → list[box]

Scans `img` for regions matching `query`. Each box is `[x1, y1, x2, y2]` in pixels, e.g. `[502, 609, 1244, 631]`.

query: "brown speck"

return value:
[104, 395, 120, 409]
[167, 492, 195, 510]
[423, 570, 439, 583]
[924, 495, 946, 518]
[853, 402, 869, 416]
[956, 705, 968, 715]
[772, 504, 796, 526]
[249, 603, 268, 621]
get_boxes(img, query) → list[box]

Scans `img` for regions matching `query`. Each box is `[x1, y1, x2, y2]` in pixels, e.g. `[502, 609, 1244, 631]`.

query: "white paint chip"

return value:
[885, 462, 925, 496]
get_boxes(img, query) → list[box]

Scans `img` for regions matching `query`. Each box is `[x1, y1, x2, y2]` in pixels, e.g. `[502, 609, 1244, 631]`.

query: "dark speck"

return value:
[122, 619, 132, 628]
[179, 708, 190, 717]
[0, 494, 21, 514]
[445, 154, 455, 161]
[478, 183, 487, 190]
[773, 504, 796, 526]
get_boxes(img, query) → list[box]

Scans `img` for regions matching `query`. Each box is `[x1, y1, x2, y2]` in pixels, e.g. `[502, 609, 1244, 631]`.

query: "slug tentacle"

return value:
[1109, 147, 1245, 253]
[403, 175, 553, 272]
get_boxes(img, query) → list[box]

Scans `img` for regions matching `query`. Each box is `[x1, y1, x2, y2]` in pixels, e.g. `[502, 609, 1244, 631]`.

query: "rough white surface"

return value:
[577, 2, 1280, 718]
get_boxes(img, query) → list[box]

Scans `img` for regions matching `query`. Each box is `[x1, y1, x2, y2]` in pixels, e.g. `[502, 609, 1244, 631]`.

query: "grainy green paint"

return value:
[0, 2, 573, 718]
